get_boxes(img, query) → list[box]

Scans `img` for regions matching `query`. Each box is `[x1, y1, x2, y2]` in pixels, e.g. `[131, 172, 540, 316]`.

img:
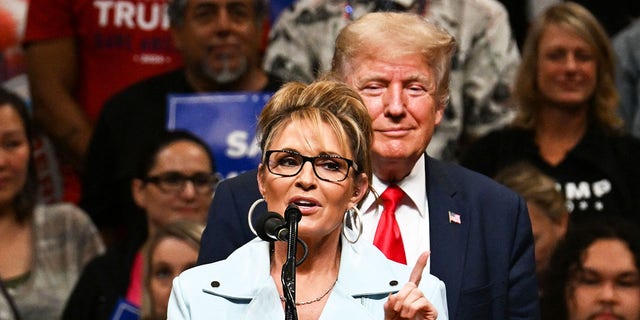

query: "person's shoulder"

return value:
[102, 69, 185, 111]
[429, 158, 491, 183]
[463, 126, 530, 153]
[80, 239, 139, 281]
[176, 261, 220, 284]
[476, 126, 527, 142]
[220, 169, 259, 188]
[177, 239, 266, 284]
[429, 157, 520, 197]
[428, 159, 528, 235]
[112, 69, 183, 95]
[34, 202, 94, 228]
[73, 246, 126, 293]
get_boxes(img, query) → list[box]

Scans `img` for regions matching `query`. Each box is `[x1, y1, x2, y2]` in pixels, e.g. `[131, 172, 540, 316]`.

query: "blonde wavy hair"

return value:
[513, 2, 623, 132]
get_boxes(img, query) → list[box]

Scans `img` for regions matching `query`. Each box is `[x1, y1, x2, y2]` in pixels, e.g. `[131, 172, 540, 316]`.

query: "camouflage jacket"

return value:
[264, 0, 520, 160]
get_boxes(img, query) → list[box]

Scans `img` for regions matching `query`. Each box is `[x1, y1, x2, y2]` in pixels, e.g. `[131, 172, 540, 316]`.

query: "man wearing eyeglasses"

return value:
[198, 11, 538, 320]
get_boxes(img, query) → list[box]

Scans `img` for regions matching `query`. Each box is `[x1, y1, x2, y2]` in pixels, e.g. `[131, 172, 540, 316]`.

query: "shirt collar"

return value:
[361, 154, 427, 217]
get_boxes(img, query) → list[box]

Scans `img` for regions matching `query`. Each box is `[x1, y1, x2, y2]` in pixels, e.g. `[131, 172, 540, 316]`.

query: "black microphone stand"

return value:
[281, 204, 302, 320]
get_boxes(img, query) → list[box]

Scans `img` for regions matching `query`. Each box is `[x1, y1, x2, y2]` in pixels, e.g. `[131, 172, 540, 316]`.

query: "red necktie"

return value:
[373, 184, 407, 264]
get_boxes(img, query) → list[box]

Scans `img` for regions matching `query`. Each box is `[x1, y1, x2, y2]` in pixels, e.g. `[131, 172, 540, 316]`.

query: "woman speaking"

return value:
[167, 80, 447, 319]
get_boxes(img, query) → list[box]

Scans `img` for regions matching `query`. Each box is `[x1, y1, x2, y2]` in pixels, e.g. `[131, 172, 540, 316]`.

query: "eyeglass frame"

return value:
[264, 149, 359, 182]
[142, 172, 219, 194]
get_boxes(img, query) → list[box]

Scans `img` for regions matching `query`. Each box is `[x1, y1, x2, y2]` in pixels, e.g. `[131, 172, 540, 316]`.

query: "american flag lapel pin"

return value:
[448, 211, 461, 224]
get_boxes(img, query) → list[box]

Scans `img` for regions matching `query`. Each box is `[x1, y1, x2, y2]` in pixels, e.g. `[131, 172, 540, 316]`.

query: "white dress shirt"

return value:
[360, 155, 431, 270]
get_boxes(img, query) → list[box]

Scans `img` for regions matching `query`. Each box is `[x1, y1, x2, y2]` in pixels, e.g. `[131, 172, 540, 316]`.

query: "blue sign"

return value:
[110, 298, 139, 320]
[167, 92, 272, 180]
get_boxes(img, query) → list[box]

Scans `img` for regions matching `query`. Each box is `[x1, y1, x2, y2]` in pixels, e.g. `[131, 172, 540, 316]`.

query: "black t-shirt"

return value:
[460, 126, 640, 225]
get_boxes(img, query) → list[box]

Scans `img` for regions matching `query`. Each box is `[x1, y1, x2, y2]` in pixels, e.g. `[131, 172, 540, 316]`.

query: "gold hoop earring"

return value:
[342, 207, 363, 244]
[248, 198, 266, 237]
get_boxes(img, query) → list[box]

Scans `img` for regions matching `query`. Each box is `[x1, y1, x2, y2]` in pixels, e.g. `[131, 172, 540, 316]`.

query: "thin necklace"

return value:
[279, 278, 338, 306]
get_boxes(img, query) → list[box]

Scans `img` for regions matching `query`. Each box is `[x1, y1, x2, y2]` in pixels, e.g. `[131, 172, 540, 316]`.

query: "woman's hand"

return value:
[384, 252, 438, 320]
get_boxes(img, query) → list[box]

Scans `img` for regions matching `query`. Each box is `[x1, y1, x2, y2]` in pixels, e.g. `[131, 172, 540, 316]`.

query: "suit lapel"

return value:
[426, 156, 469, 317]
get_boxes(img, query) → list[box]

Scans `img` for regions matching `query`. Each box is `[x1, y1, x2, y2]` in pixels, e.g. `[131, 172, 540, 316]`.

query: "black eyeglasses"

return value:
[265, 149, 358, 182]
[143, 172, 218, 194]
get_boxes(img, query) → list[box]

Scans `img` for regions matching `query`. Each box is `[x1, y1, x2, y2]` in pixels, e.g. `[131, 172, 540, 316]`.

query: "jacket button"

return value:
[211, 281, 220, 288]
[389, 280, 398, 286]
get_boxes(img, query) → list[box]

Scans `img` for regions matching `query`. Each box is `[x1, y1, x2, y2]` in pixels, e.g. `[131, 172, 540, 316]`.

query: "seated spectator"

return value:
[263, 0, 520, 160]
[0, 88, 104, 319]
[62, 130, 216, 319]
[80, 0, 283, 247]
[169, 79, 446, 319]
[461, 2, 640, 225]
[541, 216, 640, 319]
[613, 18, 640, 139]
[494, 162, 568, 292]
[142, 220, 204, 320]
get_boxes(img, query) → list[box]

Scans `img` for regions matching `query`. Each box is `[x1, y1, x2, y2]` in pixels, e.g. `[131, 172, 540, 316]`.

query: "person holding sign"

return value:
[80, 0, 283, 247]
[169, 80, 446, 319]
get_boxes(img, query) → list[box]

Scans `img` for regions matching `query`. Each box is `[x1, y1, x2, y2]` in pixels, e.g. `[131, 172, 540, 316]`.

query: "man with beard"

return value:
[80, 0, 282, 247]
[542, 216, 640, 320]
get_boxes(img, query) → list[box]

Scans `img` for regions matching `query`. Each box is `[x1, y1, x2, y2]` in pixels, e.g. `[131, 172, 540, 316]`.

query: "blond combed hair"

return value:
[330, 11, 456, 109]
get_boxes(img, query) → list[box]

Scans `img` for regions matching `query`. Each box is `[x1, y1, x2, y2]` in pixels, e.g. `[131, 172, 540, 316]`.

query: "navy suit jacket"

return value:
[198, 156, 539, 319]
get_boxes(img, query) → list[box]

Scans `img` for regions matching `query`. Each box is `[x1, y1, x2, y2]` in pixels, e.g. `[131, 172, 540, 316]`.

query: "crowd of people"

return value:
[1, 0, 640, 319]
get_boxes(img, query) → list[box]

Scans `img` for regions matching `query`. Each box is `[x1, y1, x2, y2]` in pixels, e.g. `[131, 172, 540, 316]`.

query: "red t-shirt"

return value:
[125, 251, 143, 307]
[24, 0, 183, 122]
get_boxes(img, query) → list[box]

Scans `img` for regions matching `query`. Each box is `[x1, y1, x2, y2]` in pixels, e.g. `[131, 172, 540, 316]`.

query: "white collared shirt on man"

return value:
[361, 154, 431, 269]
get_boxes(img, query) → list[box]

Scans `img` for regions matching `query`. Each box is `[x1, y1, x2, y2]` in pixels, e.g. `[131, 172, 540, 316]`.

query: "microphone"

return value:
[256, 212, 289, 242]
[284, 204, 302, 223]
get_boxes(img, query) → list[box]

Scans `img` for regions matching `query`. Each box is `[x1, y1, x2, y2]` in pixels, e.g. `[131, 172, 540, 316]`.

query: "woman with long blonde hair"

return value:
[462, 2, 640, 225]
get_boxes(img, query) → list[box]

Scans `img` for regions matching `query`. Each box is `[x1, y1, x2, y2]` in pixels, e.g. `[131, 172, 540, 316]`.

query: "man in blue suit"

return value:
[198, 12, 539, 319]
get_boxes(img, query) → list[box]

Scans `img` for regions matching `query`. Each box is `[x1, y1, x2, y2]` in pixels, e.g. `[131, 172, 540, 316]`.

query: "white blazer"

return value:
[168, 236, 448, 319]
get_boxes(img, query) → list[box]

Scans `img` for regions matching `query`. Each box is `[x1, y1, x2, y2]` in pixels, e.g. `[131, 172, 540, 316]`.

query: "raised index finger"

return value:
[408, 251, 430, 286]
